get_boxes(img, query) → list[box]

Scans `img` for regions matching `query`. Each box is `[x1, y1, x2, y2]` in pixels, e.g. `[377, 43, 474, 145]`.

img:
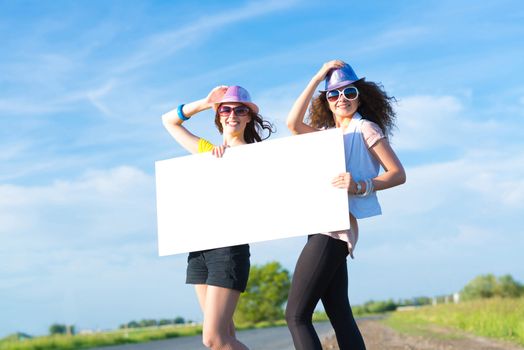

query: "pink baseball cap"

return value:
[213, 85, 259, 114]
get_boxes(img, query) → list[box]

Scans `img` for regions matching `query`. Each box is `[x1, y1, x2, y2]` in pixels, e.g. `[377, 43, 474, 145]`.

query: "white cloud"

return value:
[85, 80, 117, 116]
[355, 26, 432, 56]
[0, 79, 117, 117]
[393, 93, 521, 153]
[0, 142, 30, 162]
[1, 240, 193, 335]
[114, 0, 299, 74]
[379, 148, 524, 221]
[0, 0, 299, 119]
[0, 165, 167, 332]
[0, 166, 156, 252]
[394, 95, 464, 150]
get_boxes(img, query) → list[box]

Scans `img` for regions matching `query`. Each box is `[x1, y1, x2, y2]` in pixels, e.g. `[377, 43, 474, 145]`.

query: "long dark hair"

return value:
[214, 105, 275, 143]
[308, 80, 397, 137]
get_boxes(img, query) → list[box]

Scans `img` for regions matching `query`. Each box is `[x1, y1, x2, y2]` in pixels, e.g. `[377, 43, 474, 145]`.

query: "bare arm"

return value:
[161, 86, 228, 154]
[286, 60, 345, 135]
[332, 139, 406, 193]
[368, 139, 406, 191]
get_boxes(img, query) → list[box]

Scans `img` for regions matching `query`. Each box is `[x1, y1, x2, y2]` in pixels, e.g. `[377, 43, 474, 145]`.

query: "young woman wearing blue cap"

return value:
[162, 85, 274, 350]
[285, 60, 406, 350]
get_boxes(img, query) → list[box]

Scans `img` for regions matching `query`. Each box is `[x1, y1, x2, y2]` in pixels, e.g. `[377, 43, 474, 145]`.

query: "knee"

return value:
[285, 303, 294, 323]
[202, 333, 215, 349]
[285, 302, 303, 326]
[202, 330, 224, 349]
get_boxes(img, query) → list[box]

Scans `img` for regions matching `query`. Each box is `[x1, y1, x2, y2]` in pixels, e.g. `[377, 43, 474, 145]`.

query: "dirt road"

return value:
[322, 319, 524, 350]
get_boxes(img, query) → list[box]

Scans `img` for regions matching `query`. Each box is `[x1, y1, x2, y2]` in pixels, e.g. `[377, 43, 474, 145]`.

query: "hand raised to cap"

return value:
[314, 60, 346, 82]
[206, 85, 229, 107]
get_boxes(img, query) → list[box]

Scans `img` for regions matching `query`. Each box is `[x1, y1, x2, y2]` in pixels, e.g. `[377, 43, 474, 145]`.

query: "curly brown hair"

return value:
[214, 105, 275, 143]
[307, 80, 397, 137]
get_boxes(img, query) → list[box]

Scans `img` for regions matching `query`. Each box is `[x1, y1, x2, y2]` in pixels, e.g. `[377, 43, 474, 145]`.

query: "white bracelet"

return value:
[355, 181, 362, 194]
[357, 178, 374, 197]
[366, 178, 374, 196]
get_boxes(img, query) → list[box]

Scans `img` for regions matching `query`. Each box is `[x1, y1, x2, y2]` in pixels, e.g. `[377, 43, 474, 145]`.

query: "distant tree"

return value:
[174, 316, 185, 324]
[398, 296, 430, 307]
[158, 319, 172, 326]
[139, 319, 158, 327]
[461, 274, 497, 300]
[461, 274, 524, 300]
[361, 299, 397, 314]
[411, 296, 431, 306]
[352, 304, 366, 316]
[496, 274, 524, 298]
[49, 324, 74, 335]
[127, 321, 140, 328]
[235, 261, 290, 324]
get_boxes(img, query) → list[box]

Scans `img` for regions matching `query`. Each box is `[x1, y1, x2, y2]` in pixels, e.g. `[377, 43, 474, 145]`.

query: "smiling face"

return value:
[326, 85, 359, 120]
[217, 103, 252, 136]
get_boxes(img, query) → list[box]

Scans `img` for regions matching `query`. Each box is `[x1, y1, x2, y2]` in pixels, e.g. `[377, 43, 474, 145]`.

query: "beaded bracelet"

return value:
[177, 104, 190, 121]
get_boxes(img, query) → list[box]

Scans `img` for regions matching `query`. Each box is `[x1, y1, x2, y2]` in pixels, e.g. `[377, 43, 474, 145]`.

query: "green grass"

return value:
[236, 319, 287, 330]
[384, 297, 524, 346]
[0, 310, 365, 350]
[0, 325, 202, 350]
[384, 313, 465, 340]
[312, 311, 330, 322]
[0, 318, 296, 350]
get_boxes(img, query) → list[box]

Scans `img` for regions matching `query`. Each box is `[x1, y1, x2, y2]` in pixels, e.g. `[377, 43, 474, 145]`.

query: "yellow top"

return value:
[198, 138, 215, 153]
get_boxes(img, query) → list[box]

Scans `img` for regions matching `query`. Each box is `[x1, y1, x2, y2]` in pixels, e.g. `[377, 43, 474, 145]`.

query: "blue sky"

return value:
[1, 0, 524, 337]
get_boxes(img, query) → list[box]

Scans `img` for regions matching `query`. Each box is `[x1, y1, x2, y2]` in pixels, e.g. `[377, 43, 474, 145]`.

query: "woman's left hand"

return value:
[331, 172, 355, 193]
[211, 144, 228, 158]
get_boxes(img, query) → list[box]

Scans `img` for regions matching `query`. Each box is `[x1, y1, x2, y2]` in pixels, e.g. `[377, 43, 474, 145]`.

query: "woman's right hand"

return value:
[205, 85, 229, 108]
[313, 59, 346, 82]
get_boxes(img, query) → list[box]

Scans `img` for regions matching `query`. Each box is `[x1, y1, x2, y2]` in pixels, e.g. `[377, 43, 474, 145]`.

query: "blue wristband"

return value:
[177, 104, 190, 121]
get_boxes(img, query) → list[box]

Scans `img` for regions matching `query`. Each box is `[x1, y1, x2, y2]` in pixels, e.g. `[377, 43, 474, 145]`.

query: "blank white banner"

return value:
[155, 128, 349, 256]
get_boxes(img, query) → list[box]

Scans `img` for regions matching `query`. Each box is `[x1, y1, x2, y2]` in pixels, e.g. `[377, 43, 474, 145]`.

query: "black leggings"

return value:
[285, 234, 366, 350]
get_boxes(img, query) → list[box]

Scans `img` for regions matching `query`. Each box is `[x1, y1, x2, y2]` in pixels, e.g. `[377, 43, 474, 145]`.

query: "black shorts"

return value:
[186, 244, 250, 292]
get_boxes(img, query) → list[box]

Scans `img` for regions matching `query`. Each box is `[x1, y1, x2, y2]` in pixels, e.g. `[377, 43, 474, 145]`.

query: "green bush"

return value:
[461, 274, 524, 301]
[235, 261, 290, 324]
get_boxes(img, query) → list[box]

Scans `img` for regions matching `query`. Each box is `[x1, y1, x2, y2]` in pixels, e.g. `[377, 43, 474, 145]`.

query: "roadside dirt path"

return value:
[322, 319, 524, 350]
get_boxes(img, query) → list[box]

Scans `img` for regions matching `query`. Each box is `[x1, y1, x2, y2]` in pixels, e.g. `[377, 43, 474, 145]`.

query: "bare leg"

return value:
[195, 285, 236, 338]
[228, 319, 236, 338]
[201, 285, 249, 350]
[195, 284, 208, 312]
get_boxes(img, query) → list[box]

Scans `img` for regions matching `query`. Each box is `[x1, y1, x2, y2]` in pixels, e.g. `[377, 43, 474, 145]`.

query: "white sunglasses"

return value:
[326, 86, 359, 102]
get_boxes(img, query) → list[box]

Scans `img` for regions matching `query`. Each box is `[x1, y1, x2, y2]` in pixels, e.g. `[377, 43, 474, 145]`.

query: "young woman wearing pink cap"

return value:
[162, 85, 274, 350]
[285, 60, 406, 349]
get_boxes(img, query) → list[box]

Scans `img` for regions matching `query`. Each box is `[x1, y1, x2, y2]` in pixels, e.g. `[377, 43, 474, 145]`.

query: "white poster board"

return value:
[155, 128, 349, 256]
